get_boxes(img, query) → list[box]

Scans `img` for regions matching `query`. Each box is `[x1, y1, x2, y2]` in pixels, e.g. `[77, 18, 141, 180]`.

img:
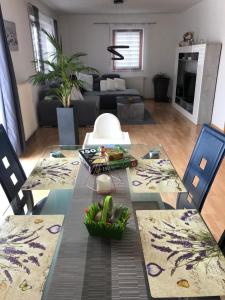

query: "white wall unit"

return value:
[172, 44, 221, 125]
[175, 0, 225, 130]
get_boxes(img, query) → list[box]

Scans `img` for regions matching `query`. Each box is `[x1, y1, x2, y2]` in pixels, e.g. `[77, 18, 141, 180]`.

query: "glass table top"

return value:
[22, 144, 188, 213]
[4, 144, 223, 299]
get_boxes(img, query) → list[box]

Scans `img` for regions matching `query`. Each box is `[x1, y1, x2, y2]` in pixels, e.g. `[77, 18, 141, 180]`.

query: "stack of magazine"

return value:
[79, 145, 137, 174]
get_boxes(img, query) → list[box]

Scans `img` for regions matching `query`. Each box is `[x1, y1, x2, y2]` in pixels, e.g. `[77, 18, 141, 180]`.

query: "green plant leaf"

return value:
[30, 29, 98, 107]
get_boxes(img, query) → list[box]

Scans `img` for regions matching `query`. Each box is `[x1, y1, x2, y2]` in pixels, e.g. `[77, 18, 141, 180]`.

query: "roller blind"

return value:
[113, 29, 143, 71]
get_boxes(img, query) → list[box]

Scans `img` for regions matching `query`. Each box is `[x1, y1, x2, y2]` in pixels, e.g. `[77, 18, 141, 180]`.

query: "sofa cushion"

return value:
[114, 78, 126, 91]
[101, 74, 120, 80]
[100, 80, 107, 92]
[106, 78, 116, 91]
[71, 87, 84, 100]
[78, 73, 93, 91]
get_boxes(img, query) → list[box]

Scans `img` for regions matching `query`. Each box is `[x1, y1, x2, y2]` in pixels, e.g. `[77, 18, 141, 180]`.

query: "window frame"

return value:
[28, 4, 57, 73]
[112, 29, 144, 72]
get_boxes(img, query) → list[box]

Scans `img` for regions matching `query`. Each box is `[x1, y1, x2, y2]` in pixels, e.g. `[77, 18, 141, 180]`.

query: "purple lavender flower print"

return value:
[4, 270, 13, 283]
[186, 264, 193, 270]
[167, 251, 179, 260]
[148, 214, 225, 279]
[146, 262, 165, 277]
[162, 221, 175, 229]
[167, 240, 193, 248]
[3, 247, 27, 255]
[0, 238, 7, 244]
[199, 250, 207, 257]
[132, 180, 142, 186]
[175, 252, 194, 267]
[152, 244, 172, 253]
[28, 242, 46, 250]
[149, 231, 164, 239]
[180, 210, 197, 222]
[23, 266, 31, 275]
[0, 219, 60, 285]
[6, 256, 23, 267]
[28, 256, 40, 266]
[47, 224, 62, 234]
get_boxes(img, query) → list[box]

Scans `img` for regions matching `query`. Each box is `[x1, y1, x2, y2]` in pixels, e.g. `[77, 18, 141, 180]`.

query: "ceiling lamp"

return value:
[107, 0, 128, 60]
[107, 45, 129, 60]
[113, 0, 124, 4]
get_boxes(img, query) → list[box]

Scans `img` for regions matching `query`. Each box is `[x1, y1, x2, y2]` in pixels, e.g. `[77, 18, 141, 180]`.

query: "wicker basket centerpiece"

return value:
[84, 195, 129, 239]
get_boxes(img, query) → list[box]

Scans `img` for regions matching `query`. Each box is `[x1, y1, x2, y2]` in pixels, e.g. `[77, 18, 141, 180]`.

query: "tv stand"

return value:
[172, 44, 221, 124]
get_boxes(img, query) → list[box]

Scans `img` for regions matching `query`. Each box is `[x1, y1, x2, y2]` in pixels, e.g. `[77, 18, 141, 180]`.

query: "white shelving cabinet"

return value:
[172, 44, 221, 124]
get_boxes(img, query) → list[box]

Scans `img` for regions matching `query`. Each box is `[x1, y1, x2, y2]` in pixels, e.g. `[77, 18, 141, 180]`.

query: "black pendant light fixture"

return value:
[113, 0, 124, 3]
[107, 45, 129, 60]
[107, 0, 129, 60]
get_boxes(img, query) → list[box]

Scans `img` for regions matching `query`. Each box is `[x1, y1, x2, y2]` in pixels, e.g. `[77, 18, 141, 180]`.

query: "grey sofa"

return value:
[37, 74, 140, 127]
[38, 94, 99, 127]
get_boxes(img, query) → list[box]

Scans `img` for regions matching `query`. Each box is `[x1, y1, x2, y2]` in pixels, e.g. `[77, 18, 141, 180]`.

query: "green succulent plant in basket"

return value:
[84, 195, 130, 240]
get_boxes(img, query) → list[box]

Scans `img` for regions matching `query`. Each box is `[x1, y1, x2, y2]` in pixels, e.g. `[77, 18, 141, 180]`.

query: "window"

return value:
[28, 4, 57, 73]
[112, 29, 143, 71]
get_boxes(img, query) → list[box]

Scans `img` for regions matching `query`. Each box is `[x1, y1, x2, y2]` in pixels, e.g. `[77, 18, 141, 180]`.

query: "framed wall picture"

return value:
[4, 20, 19, 51]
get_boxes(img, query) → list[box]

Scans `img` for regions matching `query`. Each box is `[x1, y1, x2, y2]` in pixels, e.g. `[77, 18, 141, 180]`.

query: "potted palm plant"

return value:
[30, 30, 97, 145]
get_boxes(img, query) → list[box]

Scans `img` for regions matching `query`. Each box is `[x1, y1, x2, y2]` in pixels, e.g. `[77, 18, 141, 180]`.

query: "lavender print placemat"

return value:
[0, 215, 64, 300]
[136, 209, 225, 298]
[22, 158, 80, 190]
[129, 159, 186, 193]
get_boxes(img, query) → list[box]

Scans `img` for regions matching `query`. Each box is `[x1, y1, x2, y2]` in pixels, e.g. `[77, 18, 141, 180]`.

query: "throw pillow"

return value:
[100, 80, 107, 92]
[71, 87, 84, 101]
[78, 73, 93, 92]
[114, 78, 126, 91]
[106, 78, 116, 91]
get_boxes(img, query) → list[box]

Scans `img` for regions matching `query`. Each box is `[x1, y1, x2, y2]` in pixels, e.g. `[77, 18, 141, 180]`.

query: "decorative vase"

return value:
[56, 106, 79, 145]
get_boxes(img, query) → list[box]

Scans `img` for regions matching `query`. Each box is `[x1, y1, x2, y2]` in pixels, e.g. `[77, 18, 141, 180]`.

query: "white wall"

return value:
[0, 0, 58, 139]
[176, 0, 225, 130]
[0, 0, 57, 83]
[59, 14, 178, 98]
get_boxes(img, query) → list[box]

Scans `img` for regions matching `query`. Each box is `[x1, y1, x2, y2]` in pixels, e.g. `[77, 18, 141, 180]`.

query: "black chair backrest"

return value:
[177, 124, 225, 212]
[0, 124, 34, 214]
[218, 230, 225, 256]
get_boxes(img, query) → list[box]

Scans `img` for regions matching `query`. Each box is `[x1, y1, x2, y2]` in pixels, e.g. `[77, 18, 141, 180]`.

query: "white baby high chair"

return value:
[83, 113, 131, 147]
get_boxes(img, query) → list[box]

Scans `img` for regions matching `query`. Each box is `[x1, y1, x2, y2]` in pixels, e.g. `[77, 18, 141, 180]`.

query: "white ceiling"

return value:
[41, 0, 203, 15]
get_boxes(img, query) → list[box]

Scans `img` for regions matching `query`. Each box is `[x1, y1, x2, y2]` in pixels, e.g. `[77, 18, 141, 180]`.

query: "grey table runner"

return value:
[46, 166, 160, 300]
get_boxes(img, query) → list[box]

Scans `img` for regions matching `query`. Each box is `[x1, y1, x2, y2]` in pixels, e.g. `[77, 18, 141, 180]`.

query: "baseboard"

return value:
[211, 123, 225, 133]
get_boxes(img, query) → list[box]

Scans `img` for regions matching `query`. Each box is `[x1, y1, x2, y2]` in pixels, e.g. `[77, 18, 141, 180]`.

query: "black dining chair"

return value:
[0, 124, 47, 215]
[176, 124, 225, 212]
[218, 230, 225, 256]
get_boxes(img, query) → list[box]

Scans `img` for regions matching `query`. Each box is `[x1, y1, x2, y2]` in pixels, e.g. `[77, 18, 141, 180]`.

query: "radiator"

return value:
[17, 82, 38, 141]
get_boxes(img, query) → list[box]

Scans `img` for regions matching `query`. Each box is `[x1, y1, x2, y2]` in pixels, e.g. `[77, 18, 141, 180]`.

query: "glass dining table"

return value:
[20, 144, 224, 300]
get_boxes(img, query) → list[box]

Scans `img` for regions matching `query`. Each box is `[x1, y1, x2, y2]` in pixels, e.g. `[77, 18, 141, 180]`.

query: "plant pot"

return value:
[85, 222, 126, 240]
[56, 106, 79, 145]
